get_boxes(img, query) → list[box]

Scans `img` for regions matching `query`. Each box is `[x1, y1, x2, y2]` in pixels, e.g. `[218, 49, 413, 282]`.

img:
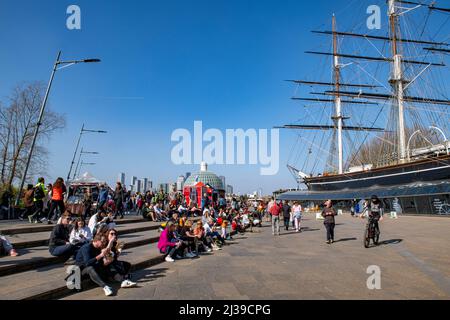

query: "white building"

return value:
[176, 175, 185, 192]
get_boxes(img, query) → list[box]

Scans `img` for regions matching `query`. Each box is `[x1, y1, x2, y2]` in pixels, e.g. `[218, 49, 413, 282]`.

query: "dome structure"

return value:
[184, 162, 224, 190]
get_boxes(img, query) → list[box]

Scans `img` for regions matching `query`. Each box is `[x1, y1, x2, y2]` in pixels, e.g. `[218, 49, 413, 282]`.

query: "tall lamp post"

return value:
[73, 148, 100, 180]
[15, 51, 101, 206]
[67, 125, 107, 181]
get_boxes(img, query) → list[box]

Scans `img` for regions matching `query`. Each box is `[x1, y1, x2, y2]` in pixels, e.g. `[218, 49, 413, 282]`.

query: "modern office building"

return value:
[118, 173, 126, 186]
[185, 172, 191, 180]
[147, 180, 153, 192]
[176, 175, 185, 192]
[136, 179, 142, 193]
[130, 176, 137, 192]
[219, 176, 226, 190]
[159, 183, 170, 194]
[226, 185, 233, 195]
[143, 178, 148, 193]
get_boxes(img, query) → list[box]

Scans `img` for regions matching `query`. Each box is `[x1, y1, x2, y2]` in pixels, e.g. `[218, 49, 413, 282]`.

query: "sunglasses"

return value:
[109, 232, 117, 235]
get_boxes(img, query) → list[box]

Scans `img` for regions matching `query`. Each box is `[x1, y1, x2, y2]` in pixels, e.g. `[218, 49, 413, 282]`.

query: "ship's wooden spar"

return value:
[285, 80, 380, 88]
[305, 51, 446, 66]
[275, 125, 386, 132]
[395, 0, 450, 13]
[424, 47, 450, 54]
[321, 91, 450, 106]
[291, 97, 379, 105]
[311, 31, 449, 47]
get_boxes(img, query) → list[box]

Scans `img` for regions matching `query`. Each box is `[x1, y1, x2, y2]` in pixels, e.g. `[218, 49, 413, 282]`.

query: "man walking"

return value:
[269, 200, 281, 236]
[322, 200, 337, 244]
[29, 177, 47, 223]
[282, 201, 291, 231]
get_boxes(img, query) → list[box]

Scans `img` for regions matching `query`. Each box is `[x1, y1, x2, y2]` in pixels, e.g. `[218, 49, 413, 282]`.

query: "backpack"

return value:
[34, 185, 45, 200]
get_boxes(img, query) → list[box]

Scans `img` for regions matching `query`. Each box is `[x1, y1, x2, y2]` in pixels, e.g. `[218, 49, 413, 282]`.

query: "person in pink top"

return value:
[157, 222, 184, 262]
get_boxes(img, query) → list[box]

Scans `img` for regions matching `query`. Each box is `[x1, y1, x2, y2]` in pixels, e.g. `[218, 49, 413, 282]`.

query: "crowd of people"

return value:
[0, 175, 386, 296]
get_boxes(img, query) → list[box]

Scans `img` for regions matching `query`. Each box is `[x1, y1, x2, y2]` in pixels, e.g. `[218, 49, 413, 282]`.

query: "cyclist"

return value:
[363, 195, 384, 235]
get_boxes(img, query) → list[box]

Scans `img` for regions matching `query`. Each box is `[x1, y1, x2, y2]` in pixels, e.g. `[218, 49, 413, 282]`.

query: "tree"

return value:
[0, 81, 66, 187]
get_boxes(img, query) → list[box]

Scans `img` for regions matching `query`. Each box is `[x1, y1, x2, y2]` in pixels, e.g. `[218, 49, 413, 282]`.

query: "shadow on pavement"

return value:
[334, 237, 357, 243]
[379, 239, 403, 246]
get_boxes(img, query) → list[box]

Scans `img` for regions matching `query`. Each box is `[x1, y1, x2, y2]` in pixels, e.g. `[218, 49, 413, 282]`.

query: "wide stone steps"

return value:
[0, 217, 144, 235]
[8, 220, 162, 250]
[0, 228, 161, 277]
[0, 244, 162, 300]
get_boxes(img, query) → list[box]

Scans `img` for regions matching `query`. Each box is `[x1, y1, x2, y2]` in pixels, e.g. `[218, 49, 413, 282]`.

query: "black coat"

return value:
[48, 224, 72, 249]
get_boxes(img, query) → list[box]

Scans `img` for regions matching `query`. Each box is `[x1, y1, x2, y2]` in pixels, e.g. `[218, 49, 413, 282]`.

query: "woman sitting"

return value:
[178, 220, 198, 257]
[102, 229, 137, 288]
[69, 218, 92, 247]
[157, 222, 186, 262]
[193, 221, 213, 253]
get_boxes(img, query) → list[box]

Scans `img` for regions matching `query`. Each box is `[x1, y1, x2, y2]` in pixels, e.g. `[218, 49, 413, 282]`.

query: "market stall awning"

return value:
[277, 180, 450, 201]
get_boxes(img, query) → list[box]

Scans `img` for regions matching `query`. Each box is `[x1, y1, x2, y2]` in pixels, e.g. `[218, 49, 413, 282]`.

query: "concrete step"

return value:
[0, 216, 145, 235]
[0, 244, 163, 300]
[0, 229, 161, 277]
[8, 220, 162, 250]
[0, 227, 245, 300]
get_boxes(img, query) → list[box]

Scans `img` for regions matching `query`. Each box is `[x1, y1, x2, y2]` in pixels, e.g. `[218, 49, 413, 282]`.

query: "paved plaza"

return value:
[63, 214, 450, 300]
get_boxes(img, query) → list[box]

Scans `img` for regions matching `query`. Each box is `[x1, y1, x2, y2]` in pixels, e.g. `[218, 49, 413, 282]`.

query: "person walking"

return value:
[97, 184, 108, 211]
[83, 189, 93, 221]
[322, 200, 337, 244]
[269, 200, 281, 236]
[29, 177, 47, 223]
[46, 178, 67, 223]
[19, 184, 35, 221]
[292, 201, 303, 232]
[282, 201, 291, 231]
[113, 182, 124, 219]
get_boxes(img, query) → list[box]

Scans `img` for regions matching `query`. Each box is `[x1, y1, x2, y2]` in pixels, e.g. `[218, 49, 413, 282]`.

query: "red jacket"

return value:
[269, 203, 281, 216]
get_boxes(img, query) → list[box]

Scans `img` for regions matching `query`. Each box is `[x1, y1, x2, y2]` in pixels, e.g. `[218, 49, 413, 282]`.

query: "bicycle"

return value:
[364, 215, 380, 248]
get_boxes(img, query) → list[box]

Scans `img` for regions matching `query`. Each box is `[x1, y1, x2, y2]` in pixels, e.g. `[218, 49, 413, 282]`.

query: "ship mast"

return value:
[388, 0, 407, 163]
[333, 15, 344, 174]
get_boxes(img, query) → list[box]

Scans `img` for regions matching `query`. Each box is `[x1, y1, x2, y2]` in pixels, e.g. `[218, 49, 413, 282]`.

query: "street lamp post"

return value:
[15, 51, 101, 206]
[73, 149, 99, 179]
[67, 125, 107, 181]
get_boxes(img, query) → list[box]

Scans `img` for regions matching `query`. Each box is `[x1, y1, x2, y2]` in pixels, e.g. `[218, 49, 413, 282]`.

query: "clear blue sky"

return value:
[0, 0, 448, 194]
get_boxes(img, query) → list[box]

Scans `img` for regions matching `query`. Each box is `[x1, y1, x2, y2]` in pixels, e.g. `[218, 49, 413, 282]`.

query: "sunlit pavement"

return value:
[63, 214, 450, 300]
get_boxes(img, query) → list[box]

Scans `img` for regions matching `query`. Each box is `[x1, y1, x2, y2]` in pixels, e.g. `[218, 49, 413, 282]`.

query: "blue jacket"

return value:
[99, 188, 108, 203]
[75, 242, 102, 268]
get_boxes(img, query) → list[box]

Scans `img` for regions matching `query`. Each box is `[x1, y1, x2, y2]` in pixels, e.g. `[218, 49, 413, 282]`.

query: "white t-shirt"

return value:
[69, 226, 92, 245]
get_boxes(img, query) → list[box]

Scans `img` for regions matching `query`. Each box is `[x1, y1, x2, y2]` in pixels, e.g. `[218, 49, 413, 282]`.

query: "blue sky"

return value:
[0, 0, 448, 194]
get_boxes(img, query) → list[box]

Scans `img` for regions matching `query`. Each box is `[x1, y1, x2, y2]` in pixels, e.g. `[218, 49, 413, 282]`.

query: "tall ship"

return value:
[278, 0, 450, 192]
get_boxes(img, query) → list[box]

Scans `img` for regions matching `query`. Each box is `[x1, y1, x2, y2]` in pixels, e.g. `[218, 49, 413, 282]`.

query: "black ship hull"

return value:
[304, 155, 450, 191]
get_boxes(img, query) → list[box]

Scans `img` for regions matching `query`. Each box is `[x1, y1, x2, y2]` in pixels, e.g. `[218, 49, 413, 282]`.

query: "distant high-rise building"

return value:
[226, 185, 233, 195]
[130, 176, 137, 192]
[176, 175, 185, 192]
[143, 178, 148, 192]
[169, 183, 177, 193]
[136, 179, 142, 193]
[219, 176, 226, 190]
[118, 173, 126, 186]
[185, 172, 191, 180]
[147, 180, 153, 192]
[159, 183, 170, 194]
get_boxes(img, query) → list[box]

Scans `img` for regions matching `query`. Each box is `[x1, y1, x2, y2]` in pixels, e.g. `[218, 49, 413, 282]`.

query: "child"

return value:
[221, 220, 231, 240]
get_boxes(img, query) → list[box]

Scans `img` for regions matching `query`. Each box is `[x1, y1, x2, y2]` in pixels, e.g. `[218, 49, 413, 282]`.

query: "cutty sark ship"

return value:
[278, 0, 450, 192]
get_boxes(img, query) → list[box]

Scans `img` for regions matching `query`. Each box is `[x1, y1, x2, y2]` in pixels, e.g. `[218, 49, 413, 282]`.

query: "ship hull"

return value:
[304, 155, 450, 191]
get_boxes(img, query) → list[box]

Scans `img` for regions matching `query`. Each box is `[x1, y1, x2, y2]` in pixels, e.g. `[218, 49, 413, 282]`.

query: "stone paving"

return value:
[63, 214, 450, 300]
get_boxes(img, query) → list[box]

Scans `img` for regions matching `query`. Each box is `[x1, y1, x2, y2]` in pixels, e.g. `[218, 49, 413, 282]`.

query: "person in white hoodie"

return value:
[70, 218, 93, 246]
